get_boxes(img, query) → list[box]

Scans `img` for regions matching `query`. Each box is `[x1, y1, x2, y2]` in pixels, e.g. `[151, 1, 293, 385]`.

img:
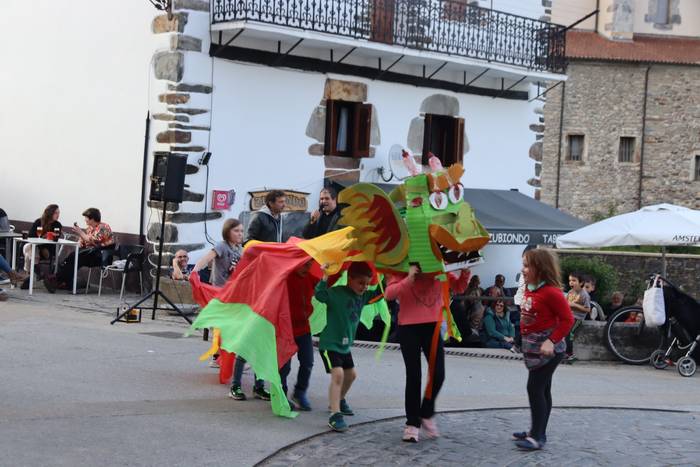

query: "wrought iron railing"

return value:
[212, 0, 567, 73]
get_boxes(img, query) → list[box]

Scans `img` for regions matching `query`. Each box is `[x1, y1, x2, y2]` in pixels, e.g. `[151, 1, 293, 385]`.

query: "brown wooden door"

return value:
[371, 0, 395, 45]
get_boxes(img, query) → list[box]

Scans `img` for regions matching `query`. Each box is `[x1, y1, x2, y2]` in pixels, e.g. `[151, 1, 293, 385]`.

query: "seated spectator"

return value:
[511, 273, 526, 347]
[0, 254, 29, 300]
[624, 311, 643, 324]
[21, 204, 62, 288]
[485, 274, 505, 297]
[44, 208, 114, 293]
[480, 299, 515, 350]
[609, 291, 624, 314]
[0, 208, 10, 232]
[465, 274, 485, 336]
[170, 249, 193, 281]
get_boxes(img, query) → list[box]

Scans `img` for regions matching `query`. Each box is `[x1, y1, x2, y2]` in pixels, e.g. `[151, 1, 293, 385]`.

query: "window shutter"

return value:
[452, 117, 465, 165]
[655, 0, 670, 24]
[422, 114, 434, 165]
[324, 100, 338, 156]
[352, 103, 372, 158]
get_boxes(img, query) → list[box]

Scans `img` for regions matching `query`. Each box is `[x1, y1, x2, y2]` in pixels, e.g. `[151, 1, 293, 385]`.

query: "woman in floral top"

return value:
[44, 208, 115, 292]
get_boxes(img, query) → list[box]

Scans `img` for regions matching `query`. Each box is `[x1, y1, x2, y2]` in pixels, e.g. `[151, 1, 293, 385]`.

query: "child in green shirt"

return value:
[315, 261, 381, 432]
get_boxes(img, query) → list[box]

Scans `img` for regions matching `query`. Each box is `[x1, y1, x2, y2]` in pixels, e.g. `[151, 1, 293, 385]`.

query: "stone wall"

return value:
[541, 61, 700, 221]
[148, 0, 219, 273]
[641, 64, 700, 208]
[557, 249, 700, 301]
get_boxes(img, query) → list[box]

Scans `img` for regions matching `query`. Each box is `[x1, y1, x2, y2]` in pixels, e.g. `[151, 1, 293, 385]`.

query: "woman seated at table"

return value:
[44, 208, 114, 293]
[21, 204, 62, 287]
[480, 299, 516, 350]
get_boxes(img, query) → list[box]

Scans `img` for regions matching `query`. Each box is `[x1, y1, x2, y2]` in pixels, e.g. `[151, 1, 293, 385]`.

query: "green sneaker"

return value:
[340, 399, 354, 416]
[253, 386, 271, 401]
[328, 412, 348, 432]
[229, 385, 246, 401]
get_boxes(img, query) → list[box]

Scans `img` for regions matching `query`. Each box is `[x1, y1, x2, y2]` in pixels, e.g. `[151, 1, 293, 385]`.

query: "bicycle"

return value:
[604, 275, 667, 365]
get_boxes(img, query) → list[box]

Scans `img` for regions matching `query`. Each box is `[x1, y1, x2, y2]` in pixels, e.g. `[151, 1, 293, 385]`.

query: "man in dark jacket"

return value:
[302, 187, 341, 239]
[247, 190, 286, 243]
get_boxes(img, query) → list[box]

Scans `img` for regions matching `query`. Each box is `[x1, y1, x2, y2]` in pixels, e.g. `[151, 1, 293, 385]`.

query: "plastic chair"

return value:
[98, 245, 145, 301]
[85, 247, 116, 294]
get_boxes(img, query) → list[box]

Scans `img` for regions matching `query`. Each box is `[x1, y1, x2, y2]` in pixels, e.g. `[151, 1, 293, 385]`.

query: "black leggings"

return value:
[527, 352, 563, 440]
[56, 249, 102, 284]
[399, 322, 445, 428]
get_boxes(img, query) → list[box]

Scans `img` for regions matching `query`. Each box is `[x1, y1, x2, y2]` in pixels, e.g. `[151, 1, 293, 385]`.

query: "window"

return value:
[619, 137, 635, 162]
[324, 100, 372, 158]
[422, 114, 465, 166]
[567, 135, 584, 161]
[695, 155, 700, 181]
[654, 0, 670, 24]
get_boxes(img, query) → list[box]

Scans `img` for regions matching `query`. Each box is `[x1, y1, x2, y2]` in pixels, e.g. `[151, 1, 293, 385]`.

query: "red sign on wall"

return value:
[212, 190, 235, 210]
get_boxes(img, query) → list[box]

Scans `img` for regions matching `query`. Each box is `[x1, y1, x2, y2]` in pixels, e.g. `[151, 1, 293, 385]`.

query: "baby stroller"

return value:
[649, 276, 700, 377]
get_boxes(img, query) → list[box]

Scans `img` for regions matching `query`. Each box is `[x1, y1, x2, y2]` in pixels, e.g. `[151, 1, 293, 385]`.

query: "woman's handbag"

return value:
[521, 329, 566, 370]
[642, 275, 666, 327]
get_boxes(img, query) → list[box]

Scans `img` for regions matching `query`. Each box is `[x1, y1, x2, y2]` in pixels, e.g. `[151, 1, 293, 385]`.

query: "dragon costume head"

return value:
[338, 158, 489, 276]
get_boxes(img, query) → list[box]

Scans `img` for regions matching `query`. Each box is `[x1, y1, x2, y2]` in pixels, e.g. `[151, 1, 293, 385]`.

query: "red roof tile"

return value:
[566, 30, 700, 65]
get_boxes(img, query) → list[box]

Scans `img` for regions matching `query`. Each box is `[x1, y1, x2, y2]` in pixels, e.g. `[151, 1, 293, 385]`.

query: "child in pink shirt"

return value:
[385, 265, 470, 442]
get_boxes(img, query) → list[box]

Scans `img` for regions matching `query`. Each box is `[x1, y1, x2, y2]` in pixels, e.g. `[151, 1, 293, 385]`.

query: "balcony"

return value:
[211, 0, 567, 75]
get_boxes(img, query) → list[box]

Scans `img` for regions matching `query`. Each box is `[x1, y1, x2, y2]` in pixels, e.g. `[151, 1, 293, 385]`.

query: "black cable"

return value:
[201, 50, 216, 247]
[378, 166, 394, 182]
[203, 163, 215, 246]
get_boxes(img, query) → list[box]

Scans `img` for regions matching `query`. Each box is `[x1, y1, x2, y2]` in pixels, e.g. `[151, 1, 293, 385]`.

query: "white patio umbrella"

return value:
[556, 204, 700, 276]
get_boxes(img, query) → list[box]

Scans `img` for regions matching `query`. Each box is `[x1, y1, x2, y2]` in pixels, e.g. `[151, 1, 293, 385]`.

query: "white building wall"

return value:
[200, 59, 536, 262]
[0, 0, 155, 234]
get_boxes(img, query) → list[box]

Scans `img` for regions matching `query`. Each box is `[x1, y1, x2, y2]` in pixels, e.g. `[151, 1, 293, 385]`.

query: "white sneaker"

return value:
[402, 425, 419, 443]
[421, 417, 440, 439]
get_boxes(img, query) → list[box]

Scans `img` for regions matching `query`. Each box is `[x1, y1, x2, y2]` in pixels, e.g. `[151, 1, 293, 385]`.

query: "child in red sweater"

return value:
[514, 249, 574, 451]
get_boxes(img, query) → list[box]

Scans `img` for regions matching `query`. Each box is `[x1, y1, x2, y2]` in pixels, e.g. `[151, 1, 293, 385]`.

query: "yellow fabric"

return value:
[297, 227, 360, 275]
[198, 329, 221, 361]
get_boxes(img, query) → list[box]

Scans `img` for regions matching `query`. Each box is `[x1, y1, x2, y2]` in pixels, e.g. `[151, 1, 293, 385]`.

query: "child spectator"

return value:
[583, 275, 597, 302]
[315, 261, 380, 432]
[194, 219, 251, 375]
[565, 271, 591, 363]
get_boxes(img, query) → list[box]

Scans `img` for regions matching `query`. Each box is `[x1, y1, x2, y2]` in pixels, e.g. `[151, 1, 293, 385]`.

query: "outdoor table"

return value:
[11, 237, 80, 295]
[0, 231, 22, 258]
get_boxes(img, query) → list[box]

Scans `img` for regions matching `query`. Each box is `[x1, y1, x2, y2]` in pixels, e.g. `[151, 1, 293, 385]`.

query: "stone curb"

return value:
[313, 337, 524, 361]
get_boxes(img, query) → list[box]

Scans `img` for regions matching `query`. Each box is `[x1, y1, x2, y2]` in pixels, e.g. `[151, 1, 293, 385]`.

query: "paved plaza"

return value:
[1, 288, 700, 466]
[261, 409, 700, 466]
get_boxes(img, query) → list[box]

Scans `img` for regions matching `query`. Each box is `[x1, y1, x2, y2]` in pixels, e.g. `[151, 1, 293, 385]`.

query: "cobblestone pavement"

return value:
[259, 408, 700, 467]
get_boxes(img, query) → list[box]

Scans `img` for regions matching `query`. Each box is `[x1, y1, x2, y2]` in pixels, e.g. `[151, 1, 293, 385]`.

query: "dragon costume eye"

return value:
[429, 192, 448, 210]
[448, 183, 464, 204]
[410, 197, 423, 207]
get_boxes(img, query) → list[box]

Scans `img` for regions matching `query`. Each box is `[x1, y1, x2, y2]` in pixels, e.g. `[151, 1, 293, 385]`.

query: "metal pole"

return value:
[139, 112, 150, 244]
[661, 246, 667, 278]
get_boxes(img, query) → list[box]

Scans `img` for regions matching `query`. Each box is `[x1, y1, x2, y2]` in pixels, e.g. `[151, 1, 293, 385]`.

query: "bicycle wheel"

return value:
[605, 306, 665, 364]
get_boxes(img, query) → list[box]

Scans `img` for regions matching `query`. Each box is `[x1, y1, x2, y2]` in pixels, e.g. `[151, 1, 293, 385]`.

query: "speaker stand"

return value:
[111, 200, 192, 325]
